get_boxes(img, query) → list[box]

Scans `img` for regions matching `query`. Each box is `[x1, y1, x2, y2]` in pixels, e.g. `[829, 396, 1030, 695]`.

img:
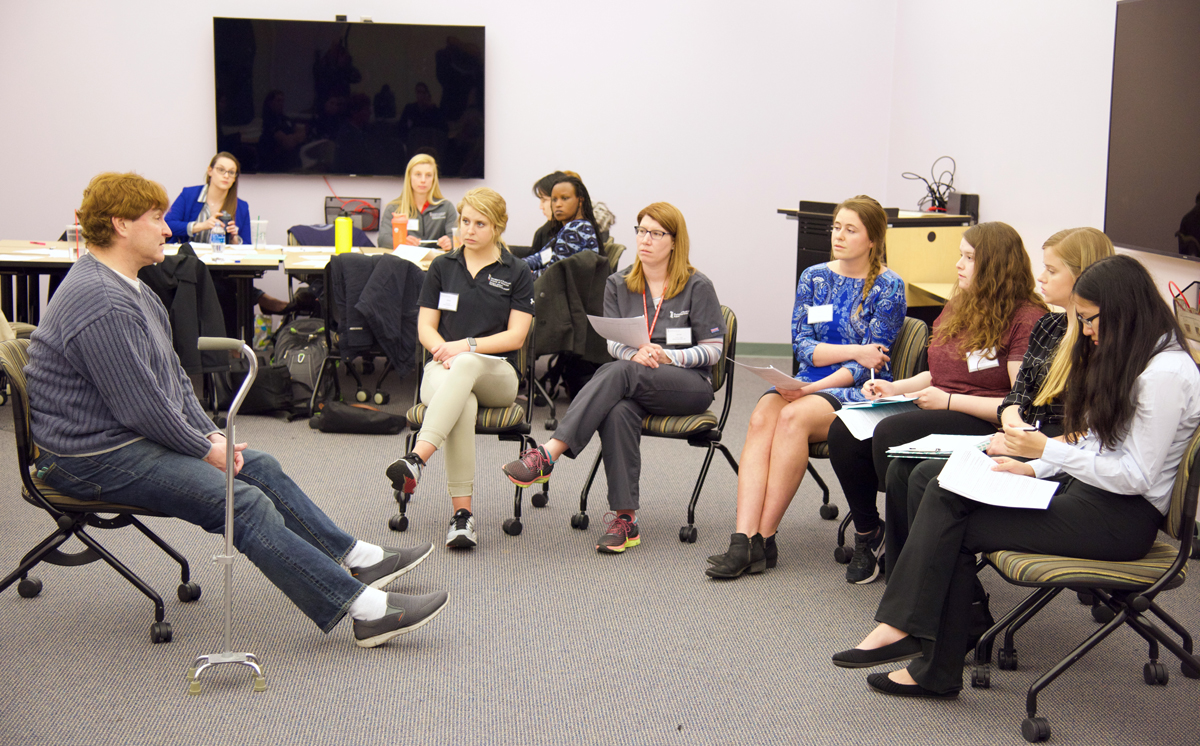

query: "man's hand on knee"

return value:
[206, 433, 248, 475]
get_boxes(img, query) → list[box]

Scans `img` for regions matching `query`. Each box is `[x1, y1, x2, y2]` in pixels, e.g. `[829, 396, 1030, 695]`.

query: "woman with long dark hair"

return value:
[832, 254, 1200, 698]
[826, 222, 1048, 584]
[523, 174, 603, 278]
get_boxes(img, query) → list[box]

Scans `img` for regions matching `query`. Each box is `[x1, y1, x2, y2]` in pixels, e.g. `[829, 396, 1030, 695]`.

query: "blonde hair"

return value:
[625, 202, 695, 300]
[831, 195, 888, 318]
[391, 154, 446, 219]
[1033, 227, 1115, 407]
[455, 187, 509, 253]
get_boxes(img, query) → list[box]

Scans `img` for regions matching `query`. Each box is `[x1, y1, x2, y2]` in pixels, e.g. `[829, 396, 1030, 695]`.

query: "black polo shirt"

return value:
[418, 248, 536, 368]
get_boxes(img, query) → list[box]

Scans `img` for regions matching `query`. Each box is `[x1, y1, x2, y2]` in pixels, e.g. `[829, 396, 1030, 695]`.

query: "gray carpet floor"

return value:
[0, 357, 1196, 746]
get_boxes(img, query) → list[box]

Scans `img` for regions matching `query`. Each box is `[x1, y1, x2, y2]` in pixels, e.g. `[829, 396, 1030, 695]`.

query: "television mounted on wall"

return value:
[213, 17, 485, 178]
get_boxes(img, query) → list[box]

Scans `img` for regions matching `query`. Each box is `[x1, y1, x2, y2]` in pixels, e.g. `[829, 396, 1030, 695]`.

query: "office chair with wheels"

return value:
[570, 306, 739, 543]
[391, 328, 541, 535]
[804, 316, 929, 562]
[969, 425, 1200, 743]
[0, 339, 199, 644]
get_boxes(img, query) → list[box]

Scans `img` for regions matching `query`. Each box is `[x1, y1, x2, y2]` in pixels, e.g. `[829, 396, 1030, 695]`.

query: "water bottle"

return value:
[211, 218, 226, 254]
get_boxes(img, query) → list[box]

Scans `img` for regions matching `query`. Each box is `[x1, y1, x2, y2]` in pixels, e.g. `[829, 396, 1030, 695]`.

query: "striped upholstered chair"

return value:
[391, 327, 540, 536]
[802, 316, 930, 562]
[0, 339, 199, 644]
[970, 425, 1200, 743]
[570, 306, 739, 543]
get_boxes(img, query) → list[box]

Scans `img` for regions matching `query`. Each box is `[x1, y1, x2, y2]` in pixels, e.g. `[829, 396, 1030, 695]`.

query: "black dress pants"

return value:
[875, 477, 1163, 693]
[827, 410, 996, 534]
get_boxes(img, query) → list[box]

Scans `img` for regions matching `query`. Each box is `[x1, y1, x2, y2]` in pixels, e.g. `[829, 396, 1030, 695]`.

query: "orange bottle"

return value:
[391, 212, 408, 247]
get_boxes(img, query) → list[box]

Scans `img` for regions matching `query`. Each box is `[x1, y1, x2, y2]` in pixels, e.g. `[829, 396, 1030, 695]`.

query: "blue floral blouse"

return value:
[790, 263, 907, 403]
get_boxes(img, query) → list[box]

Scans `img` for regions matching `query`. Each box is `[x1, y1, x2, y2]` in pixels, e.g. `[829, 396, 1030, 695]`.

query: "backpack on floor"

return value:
[273, 319, 329, 416]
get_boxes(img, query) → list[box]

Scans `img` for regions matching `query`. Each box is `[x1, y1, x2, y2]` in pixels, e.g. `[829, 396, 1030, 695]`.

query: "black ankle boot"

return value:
[706, 533, 766, 579]
[764, 533, 778, 569]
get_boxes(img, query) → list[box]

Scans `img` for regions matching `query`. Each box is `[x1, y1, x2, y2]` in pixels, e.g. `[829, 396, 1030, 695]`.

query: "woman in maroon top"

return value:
[826, 222, 1048, 584]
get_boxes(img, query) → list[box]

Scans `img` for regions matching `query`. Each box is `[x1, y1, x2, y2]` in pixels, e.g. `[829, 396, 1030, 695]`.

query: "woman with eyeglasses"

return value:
[706, 195, 906, 579]
[833, 254, 1200, 700]
[881, 228, 1115, 573]
[164, 152, 289, 317]
[379, 154, 458, 251]
[523, 174, 603, 278]
[825, 221, 1048, 585]
[500, 202, 726, 555]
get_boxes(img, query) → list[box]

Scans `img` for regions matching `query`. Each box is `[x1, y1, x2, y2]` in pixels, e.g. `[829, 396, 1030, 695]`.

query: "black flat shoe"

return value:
[866, 672, 959, 700]
[832, 636, 922, 668]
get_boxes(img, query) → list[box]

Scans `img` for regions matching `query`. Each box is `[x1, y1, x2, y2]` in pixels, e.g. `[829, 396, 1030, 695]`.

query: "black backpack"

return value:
[273, 319, 330, 416]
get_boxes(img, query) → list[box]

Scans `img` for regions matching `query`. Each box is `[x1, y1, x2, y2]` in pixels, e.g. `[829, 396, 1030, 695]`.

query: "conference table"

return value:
[0, 241, 438, 345]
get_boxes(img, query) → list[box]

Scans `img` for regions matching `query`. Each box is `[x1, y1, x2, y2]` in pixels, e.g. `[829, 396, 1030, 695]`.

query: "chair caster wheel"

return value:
[818, 503, 838, 520]
[0, 390, 8, 406]
[373, 391, 390, 405]
[177, 581, 201, 602]
[533, 393, 548, 407]
[355, 389, 368, 402]
[679, 525, 698, 543]
[151, 621, 173, 644]
[1092, 604, 1116, 624]
[17, 577, 42, 598]
[531, 491, 549, 508]
[1021, 716, 1051, 743]
[971, 665, 991, 689]
[1076, 590, 1094, 605]
[833, 545, 853, 564]
[570, 513, 589, 530]
[1144, 661, 1169, 685]
[502, 518, 523, 536]
[998, 649, 1018, 671]
[388, 514, 409, 532]
[544, 419, 558, 430]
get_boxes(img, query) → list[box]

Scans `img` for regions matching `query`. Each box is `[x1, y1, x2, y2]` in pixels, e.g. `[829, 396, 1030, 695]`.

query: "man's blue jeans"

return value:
[34, 441, 364, 632]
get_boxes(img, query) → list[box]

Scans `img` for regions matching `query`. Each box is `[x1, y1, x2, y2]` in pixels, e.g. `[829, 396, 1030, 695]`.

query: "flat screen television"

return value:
[1105, 0, 1200, 260]
[213, 18, 485, 178]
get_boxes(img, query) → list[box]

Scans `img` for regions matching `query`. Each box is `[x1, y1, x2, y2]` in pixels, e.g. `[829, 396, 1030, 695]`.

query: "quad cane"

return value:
[186, 337, 267, 695]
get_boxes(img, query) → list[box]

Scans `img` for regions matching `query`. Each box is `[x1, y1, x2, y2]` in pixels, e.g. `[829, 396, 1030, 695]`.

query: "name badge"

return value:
[540, 247, 554, 264]
[807, 304, 834, 324]
[438, 292, 459, 312]
[408, 217, 420, 232]
[666, 327, 692, 346]
[966, 349, 1000, 372]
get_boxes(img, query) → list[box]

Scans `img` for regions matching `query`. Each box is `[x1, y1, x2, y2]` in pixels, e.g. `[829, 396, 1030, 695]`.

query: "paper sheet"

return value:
[842, 394, 918, 409]
[392, 244, 438, 266]
[729, 359, 806, 390]
[936, 447, 1057, 509]
[586, 315, 651, 348]
[834, 400, 919, 440]
[887, 433, 992, 459]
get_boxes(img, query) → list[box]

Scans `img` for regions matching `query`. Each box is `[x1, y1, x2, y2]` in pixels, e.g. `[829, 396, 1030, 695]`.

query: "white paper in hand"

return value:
[729, 359, 806, 390]
[936, 447, 1057, 509]
[587, 315, 651, 348]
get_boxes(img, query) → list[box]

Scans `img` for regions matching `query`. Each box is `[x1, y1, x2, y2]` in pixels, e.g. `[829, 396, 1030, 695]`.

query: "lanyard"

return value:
[643, 289, 664, 341]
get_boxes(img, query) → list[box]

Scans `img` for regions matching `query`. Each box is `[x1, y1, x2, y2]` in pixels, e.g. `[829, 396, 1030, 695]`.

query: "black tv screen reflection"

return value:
[214, 18, 485, 178]
[1105, 0, 1200, 261]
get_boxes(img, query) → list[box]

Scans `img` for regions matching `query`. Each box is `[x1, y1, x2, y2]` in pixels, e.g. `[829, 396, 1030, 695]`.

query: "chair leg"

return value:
[807, 462, 831, 509]
[999, 587, 1063, 670]
[128, 517, 192, 584]
[973, 587, 1055, 670]
[1125, 607, 1200, 677]
[572, 449, 604, 530]
[1024, 606, 1131, 721]
[73, 527, 167, 625]
[534, 377, 557, 429]
[0, 527, 74, 595]
[1146, 599, 1196, 660]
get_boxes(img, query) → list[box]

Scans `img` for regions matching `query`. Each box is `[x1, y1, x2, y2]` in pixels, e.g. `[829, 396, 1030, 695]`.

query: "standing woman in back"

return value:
[379, 154, 458, 251]
[384, 188, 534, 550]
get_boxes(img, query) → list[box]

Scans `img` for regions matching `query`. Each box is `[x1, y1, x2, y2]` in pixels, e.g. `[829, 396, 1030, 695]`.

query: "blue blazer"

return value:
[165, 185, 251, 244]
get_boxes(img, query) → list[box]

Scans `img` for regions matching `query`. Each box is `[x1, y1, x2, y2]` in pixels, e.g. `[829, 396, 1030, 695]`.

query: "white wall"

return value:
[885, 0, 1200, 299]
[0, 0, 900, 344]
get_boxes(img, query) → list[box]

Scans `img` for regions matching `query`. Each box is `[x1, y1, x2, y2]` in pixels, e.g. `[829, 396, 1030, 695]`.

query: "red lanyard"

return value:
[643, 290, 663, 341]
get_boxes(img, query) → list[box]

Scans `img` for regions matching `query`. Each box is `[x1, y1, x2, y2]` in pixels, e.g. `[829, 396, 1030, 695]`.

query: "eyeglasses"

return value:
[634, 227, 673, 241]
[212, 166, 237, 178]
[1076, 310, 1100, 330]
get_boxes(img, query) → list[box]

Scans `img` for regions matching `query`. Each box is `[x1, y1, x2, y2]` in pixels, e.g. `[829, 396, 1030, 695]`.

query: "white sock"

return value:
[344, 540, 384, 569]
[348, 587, 389, 621]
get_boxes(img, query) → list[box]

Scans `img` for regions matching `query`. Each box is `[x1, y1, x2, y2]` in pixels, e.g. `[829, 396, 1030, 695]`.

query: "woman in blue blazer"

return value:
[165, 152, 251, 244]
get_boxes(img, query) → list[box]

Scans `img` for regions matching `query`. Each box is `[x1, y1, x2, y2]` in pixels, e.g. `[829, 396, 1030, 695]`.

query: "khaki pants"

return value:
[417, 355, 519, 497]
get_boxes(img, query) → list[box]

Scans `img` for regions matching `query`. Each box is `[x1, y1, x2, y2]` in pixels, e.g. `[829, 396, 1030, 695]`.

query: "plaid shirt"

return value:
[998, 312, 1066, 427]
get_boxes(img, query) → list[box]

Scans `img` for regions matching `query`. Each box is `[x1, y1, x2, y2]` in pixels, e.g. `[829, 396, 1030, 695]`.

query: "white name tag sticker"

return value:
[540, 247, 554, 264]
[807, 304, 834, 324]
[966, 349, 1000, 372]
[666, 327, 692, 346]
[408, 217, 420, 232]
[438, 292, 459, 312]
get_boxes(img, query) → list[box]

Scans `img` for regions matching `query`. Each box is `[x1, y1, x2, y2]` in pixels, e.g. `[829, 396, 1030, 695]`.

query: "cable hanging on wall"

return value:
[902, 156, 956, 212]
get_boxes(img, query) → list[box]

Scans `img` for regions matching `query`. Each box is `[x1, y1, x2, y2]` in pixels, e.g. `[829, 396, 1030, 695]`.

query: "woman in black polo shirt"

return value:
[501, 202, 726, 555]
[386, 188, 535, 550]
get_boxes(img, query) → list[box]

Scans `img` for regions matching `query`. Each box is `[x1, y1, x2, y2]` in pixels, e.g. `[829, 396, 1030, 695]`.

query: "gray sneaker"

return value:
[446, 508, 477, 549]
[386, 454, 423, 494]
[353, 591, 449, 648]
[350, 543, 433, 589]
